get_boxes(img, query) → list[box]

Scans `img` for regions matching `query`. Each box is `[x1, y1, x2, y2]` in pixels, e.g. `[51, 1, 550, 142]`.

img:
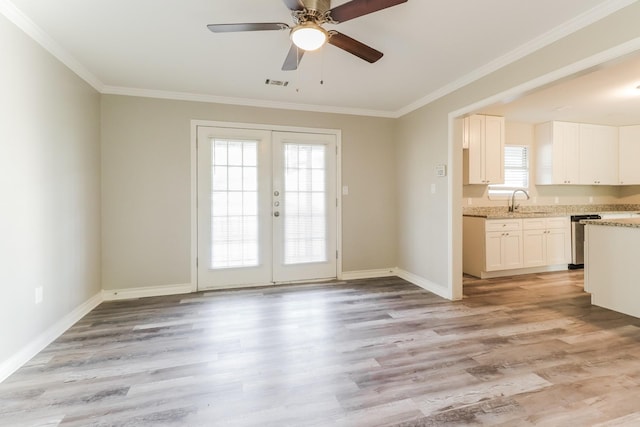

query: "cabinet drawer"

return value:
[522, 218, 546, 230]
[523, 217, 569, 230]
[546, 217, 569, 229]
[486, 219, 521, 232]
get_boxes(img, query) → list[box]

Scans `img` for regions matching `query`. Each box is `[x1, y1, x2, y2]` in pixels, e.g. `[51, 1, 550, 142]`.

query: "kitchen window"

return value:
[489, 145, 529, 197]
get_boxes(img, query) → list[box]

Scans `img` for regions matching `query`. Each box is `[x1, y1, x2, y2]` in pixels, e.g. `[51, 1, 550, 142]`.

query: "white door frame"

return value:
[190, 120, 342, 292]
[449, 40, 640, 300]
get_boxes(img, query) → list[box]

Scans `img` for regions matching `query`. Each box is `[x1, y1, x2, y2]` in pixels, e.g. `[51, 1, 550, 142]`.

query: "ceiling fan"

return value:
[207, 0, 408, 71]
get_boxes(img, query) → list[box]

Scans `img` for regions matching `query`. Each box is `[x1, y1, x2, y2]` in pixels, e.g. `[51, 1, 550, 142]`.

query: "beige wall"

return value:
[0, 15, 101, 366]
[100, 95, 397, 290]
[396, 2, 640, 297]
[462, 121, 632, 207]
[3, 0, 640, 377]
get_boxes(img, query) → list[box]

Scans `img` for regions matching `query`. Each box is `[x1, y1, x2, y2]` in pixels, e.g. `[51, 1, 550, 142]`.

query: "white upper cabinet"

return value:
[463, 114, 505, 185]
[579, 124, 619, 185]
[535, 121, 580, 185]
[619, 125, 640, 185]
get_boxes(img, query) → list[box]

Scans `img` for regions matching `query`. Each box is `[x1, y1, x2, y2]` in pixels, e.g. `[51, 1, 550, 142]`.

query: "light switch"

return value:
[342, 185, 349, 196]
[431, 183, 436, 194]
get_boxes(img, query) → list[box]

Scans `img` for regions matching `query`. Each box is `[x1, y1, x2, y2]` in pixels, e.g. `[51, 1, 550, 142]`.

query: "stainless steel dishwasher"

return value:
[569, 214, 601, 269]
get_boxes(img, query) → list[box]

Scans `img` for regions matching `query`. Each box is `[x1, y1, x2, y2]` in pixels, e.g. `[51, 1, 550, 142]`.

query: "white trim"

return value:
[395, 0, 636, 117]
[0, 292, 103, 383]
[448, 37, 640, 301]
[103, 86, 396, 119]
[396, 268, 452, 300]
[2, 0, 632, 118]
[449, 117, 464, 301]
[475, 265, 569, 280]
[336, 134, 343, 279]
[190, 120, 343, 291]
[0, 0, 104, 92]
[449, 37, 640, 121]
[191, 120, 343, 136]
[102, 283, 193, 301]
[340, 268, 397, 280]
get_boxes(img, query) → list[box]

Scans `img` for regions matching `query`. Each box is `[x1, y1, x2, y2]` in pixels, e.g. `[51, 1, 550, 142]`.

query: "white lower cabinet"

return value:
[463, 216, 570, 278]
[486, 230, 523, 271]
[523, 229, 546, 267]
[522, 217, 571, 268]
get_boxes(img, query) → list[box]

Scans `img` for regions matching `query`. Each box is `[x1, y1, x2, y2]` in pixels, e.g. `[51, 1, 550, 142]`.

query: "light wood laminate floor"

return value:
[3, 271, 640, 426]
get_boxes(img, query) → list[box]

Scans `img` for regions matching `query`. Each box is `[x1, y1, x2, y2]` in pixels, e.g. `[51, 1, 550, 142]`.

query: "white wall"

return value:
[0, 14, 101, 370]
[396, 1, 640, 298]
[100, 95, 397, 290]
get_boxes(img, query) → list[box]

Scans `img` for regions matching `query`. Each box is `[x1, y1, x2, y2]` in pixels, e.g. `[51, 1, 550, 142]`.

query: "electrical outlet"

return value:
[589, 196, 594, 204]
[468, 198, 473, 205]
[554, 197, 559, 204]
[35, 287, 43, 305]
[431, 183, 436, 194]
[342, 185, 349, 196]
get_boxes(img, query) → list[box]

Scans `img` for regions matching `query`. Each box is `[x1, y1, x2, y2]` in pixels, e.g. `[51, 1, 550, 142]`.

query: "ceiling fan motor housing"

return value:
[207, 0, 407, 70]
[302, 0, 331, 13]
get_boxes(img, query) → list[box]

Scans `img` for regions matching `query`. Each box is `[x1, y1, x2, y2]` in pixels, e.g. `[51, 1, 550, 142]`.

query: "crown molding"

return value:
[2, 0, 636, 118]
[394, 0, 638, 118]
[101, 85, 397, 118]
[0, 0, 104, 92]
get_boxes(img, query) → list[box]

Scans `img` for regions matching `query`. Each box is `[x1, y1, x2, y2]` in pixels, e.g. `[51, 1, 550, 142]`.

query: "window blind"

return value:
[489, 145, 529, 194]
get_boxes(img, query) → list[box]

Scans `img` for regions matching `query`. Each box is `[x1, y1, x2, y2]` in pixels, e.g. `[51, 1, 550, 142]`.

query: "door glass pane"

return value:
[283, 143, 327, 265]
[210, 139, 259, 269]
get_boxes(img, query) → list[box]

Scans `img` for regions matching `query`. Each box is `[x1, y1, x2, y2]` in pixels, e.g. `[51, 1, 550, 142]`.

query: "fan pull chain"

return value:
[295, 47, 301, 93]
[320, 45, 325, 85]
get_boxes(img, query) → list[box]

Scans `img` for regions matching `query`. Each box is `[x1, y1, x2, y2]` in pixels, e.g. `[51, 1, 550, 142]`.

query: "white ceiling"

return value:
[4, 0, 634, 117]
[480, 52, 640, 126]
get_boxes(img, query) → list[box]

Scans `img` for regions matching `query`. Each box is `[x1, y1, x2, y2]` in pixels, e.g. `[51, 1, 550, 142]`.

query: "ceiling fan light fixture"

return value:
[291, 23, 328, 51]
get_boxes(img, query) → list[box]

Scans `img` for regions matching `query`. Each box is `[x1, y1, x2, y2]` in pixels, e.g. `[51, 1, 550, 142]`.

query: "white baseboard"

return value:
[1, 272, 450, 383]
[340, 268, 397, 280]
[0, 292, 103, 383]
[102, 283, 193, 301]
[478, 264, 568, 279]
[396, 268, 453, 300]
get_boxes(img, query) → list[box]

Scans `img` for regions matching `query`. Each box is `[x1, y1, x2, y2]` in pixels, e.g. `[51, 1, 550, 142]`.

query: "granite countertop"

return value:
[464, 211, 564, 219]
[582, 218, 640, 228]
[463, 204, 640, 219]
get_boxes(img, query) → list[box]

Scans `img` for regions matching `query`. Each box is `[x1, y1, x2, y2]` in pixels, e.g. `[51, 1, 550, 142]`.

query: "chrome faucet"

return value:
[509, 189, 530, 212]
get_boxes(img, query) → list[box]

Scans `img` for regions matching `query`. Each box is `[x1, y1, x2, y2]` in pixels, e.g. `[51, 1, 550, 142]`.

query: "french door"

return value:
[196, 126, 337, 290]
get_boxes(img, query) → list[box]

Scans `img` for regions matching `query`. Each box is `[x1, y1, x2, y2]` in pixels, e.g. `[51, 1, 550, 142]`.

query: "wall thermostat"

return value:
[435, 164, 447, 177]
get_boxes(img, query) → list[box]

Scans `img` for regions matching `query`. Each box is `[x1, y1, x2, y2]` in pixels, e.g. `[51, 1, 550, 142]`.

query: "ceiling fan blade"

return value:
[328, 31, 383, 63]
[207, 23, 290, 33]
[329, 0, 408, 23]
[282, 0, 304, 10]
[282, 44, 305, 71]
